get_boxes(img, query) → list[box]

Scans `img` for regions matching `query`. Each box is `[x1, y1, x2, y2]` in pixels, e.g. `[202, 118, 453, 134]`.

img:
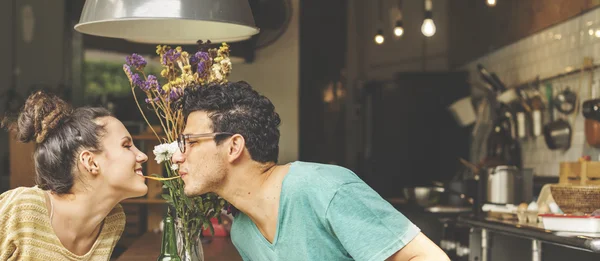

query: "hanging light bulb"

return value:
[394, 20, 404, 37]
[374, 29, 385, 44]
[421, 0, 436, 37]
[421, 12, 436, 37]
[486, 0, 497, 7]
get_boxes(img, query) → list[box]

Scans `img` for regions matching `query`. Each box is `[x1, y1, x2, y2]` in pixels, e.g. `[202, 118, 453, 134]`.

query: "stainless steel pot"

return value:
[403, 185, 474, 208]
[403, 187, 442, 208]
[486, 165, 533, 204]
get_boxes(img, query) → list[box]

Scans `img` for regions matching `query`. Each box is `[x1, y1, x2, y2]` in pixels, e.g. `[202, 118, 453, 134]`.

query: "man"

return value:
[172, 81, 450, 261]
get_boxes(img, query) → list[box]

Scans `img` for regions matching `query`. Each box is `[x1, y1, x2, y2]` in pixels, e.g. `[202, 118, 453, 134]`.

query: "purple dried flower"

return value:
[161, 49, 181, 65]
[131, 74, 145, 89]
[144, 75, 159, 92]
[189, 54, 199, 65]
[157, 84, 167, 95]
[194, 51, 211, 79]
[194, 51, 210, 63]
[145, 97, 160, 103]
[168, 88, 183, 101]
[123, 64, 133, 82]
[126, 54, 147, 69]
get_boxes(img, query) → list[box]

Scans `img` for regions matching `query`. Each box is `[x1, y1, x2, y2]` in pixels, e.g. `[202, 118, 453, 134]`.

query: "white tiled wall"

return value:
[463, 8, 600, 177]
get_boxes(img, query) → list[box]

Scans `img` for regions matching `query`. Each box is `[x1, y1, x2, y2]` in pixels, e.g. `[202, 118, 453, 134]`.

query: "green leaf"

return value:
[203, 202, 212, 212]
[161, 194, 172, 201]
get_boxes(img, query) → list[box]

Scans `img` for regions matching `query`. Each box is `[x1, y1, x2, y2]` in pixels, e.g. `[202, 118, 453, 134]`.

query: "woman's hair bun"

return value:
[10, 91, 73, 143]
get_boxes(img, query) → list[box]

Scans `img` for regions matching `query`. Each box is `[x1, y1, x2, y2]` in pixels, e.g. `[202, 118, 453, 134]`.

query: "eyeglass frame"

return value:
[177, 132, 234, 153]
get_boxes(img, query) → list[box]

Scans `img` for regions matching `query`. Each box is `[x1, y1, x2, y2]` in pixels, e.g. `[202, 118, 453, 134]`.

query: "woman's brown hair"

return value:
[2, 91, 111, 194]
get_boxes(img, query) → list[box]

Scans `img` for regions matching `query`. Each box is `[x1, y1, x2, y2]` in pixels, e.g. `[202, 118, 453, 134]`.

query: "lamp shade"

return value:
[74, 0, 260, 44]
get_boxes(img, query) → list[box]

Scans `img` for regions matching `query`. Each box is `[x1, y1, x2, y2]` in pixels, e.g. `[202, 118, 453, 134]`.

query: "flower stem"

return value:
[131, 88, 160, 140]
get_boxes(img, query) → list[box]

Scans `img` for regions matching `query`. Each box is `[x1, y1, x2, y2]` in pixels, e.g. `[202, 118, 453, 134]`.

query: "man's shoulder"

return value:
[286, 161, 363, 187]
[282, 161, 365, 205]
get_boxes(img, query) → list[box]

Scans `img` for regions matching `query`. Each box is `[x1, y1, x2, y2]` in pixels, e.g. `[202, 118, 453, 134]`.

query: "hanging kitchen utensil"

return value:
[529, 87, 545, 137]
[582, 58, 600, 147]
[477, 64, 506, 93]
[544, 83, 572, 150]
[515, 98, 528, 139]
[490, 73, 507, 92]
[554, 87, 577, 114]
[583, 98, 600, 147]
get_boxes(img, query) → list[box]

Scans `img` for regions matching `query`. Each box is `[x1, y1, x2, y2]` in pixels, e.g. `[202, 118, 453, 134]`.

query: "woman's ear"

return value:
[80, 150, 100, 175]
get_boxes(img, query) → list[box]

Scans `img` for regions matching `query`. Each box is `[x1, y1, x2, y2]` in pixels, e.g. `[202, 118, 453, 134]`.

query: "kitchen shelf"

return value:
[515, 61, 600, 90]
[458, 216, 600, 253]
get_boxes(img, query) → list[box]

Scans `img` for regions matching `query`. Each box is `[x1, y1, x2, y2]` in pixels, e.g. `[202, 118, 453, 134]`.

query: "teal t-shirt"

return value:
[231, 161, 420, 261]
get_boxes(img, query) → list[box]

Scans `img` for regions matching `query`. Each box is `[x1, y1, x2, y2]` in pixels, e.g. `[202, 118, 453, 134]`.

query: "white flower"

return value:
[220, 58, 232, 69]
[170, 163, 179, 171]
[220, 58, 232, 75]
[211, 64, 223, 81]
[153, 141, 179, 164]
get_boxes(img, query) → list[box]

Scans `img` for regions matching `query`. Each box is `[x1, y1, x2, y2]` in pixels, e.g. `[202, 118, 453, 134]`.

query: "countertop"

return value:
[458, 215, 600, 253]
[116, 232, 242, 260]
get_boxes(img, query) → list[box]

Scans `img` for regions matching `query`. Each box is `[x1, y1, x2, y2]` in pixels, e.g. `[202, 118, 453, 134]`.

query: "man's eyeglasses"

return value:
[177, 132, 234, 153]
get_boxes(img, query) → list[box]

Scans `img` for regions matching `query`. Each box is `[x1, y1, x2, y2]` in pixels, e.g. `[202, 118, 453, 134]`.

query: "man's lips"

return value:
[135, 168, 144, 177]
[179, 171, 188, 178]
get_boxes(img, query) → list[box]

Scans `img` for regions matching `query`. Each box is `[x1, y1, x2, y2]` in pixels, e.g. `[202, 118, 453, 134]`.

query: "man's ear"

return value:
[227, 134, 246, 162]
[80, 150, 100, 175]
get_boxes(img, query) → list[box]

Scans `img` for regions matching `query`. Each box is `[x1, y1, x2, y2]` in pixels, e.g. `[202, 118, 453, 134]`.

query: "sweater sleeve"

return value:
[0, 188, 22, 260]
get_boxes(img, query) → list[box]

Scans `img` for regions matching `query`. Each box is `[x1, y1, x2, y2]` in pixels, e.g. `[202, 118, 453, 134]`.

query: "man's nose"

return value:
[172, 149, 185, 164]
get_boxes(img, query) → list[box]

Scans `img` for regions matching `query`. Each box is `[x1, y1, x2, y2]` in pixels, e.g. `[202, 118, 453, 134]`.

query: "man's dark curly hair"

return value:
[181, 81, 281, 163]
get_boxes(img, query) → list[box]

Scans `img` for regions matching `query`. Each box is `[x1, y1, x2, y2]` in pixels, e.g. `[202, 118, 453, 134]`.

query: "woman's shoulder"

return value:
[1, 186, 44, 197]
[0, 186, 46, 209]
[0, 187, 47, 234]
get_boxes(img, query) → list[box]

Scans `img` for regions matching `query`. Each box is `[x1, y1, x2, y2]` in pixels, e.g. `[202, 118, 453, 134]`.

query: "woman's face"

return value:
[93, 117, 148, 199]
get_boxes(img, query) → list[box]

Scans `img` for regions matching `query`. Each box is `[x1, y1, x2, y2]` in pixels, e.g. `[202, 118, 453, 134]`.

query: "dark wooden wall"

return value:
[449, 0, 600, 68]
[299, 0, 348, 165]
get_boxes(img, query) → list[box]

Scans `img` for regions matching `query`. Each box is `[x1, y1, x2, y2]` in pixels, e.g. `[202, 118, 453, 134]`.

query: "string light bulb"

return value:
[486, 0, 496, 7]
[421, 0, 436, 37]
[394, 21, 404, 37]
[374, 29, 385, 44]
[421, 12, 436, 37]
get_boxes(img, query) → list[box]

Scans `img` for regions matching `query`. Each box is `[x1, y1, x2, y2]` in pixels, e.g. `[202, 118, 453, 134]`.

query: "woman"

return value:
[0, 91, 149, 260]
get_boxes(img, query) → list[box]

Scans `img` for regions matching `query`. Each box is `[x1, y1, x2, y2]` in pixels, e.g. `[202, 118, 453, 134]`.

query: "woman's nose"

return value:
[137, 151, 148, 163]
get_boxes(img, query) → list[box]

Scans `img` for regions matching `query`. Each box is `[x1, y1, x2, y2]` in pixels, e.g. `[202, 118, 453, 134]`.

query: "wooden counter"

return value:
[116, 232, 242, 261]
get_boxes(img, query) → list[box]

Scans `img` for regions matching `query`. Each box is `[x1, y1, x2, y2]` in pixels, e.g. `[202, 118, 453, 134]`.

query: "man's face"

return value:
[172, 111, 227, 196]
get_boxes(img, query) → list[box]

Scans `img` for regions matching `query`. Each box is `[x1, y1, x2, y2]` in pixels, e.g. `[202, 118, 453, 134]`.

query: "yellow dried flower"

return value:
[156, 45, 168, 55]
[176, 46, 182, 53]
[183, 65, 192, 73]
[171, 78, 184, 87]
[161, 69, 168, 78]
[162, 83, 171, 92]
[185, 74, 195, 83]
[218, 43, 230, 56]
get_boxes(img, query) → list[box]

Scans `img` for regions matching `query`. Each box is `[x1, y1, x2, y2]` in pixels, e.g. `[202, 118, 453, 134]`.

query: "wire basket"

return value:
[550, 184, 600, 214]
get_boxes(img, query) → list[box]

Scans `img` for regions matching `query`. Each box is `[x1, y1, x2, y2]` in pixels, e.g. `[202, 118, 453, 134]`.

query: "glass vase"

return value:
[175, 219, 205, 261]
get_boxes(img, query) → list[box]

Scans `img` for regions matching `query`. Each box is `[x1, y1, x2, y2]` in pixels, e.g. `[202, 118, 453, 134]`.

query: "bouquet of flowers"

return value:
[123, 42, 232, 257]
